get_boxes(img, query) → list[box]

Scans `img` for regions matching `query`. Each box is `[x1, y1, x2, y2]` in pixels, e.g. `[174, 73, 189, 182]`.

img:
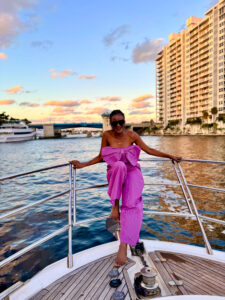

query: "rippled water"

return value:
[0, 136, 225, 291]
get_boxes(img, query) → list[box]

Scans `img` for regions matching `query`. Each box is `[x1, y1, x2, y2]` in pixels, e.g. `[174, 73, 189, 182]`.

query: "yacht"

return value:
[0, 121, 36, 143]
[0, 158, 225, 300]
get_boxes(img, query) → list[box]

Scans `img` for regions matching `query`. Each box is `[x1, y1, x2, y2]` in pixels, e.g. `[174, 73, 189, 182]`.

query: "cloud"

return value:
[80, 99, 91, 104]
[31, 40, 53, 49]
[19, 102, 39, 107]
[133, 94, 153, 103]
[131, 94, 154, 109]
[132, 38, 164, 63]
[7, 85, 23, 94]
[52, 107, 80, 116]
[44, 100, 80, 107]
[111, 56, 129, 62]
[130, 109, 153, 115]
[0, 0, 39, 48]
[0, 99, 15, 105]
[206, 0, 217, 9]
[178, 23, 186, 31]
[86, 107, 107, 115]
[100, 96, 120, 102]
[49, 69, 76, 78]
[103, 24, 130, 47]
[78, 74, 96, 80]
[131, 101, 150, 109]
[0, 52, 8, 60]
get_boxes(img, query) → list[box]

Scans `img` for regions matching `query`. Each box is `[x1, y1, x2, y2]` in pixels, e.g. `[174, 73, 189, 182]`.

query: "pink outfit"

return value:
[101, 145, 144, 246]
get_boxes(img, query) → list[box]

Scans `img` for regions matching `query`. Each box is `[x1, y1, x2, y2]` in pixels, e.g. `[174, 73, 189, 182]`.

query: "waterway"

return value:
[0, 135, 225, 291]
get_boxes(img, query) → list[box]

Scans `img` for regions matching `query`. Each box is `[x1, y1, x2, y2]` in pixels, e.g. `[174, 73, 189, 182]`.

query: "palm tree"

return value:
[211, 107, 218, 122]
[0, 112, 9, 125]
[202, 110, 208, 123]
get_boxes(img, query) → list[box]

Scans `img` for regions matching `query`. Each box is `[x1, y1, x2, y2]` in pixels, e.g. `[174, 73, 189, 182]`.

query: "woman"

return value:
[70, 110, 181, 267]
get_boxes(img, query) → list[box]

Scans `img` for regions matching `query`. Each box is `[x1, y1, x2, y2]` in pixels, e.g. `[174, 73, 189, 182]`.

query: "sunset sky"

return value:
[0, 0, 217, 123]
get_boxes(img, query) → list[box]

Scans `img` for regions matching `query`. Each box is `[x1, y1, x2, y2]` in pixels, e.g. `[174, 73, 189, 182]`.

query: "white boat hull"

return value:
[0, 132, 36, 143]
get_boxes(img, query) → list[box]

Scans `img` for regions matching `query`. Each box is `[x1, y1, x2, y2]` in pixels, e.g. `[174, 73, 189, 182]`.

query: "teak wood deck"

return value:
[31, 251, 225, 300]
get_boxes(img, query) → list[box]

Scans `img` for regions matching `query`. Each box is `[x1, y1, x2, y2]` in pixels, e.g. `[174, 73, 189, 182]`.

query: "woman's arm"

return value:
[69, 132, 108, 168]
[132, 132, 181, 162]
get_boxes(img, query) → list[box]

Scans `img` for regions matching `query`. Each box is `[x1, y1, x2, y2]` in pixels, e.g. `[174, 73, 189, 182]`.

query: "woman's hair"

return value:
[109, 110, 125, 123]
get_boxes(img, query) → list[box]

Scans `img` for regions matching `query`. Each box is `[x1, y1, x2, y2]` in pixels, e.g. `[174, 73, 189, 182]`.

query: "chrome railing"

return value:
[0, 158, 225, 296]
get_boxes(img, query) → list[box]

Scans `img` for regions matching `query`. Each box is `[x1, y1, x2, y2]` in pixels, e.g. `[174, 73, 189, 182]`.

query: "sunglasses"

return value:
[111, 119, 125, 127]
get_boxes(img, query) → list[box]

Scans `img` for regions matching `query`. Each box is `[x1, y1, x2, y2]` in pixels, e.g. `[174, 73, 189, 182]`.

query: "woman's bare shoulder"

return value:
[103, 130, 113, 137]
[126, 130, 139, 142]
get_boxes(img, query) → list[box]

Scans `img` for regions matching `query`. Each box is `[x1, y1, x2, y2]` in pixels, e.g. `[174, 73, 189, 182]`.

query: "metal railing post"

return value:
[177, 163, 213, 255]
[67, 164, 73, 268]
[171, 161, 193, 214]
[73, 168, 77, 224]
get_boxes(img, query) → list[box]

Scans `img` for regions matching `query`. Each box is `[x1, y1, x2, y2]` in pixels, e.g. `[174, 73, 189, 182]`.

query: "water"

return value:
[0, 136, 225, 291]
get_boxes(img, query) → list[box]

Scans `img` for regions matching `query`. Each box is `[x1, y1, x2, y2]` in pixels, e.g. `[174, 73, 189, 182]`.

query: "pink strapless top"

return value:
[101, 145, 141, 167]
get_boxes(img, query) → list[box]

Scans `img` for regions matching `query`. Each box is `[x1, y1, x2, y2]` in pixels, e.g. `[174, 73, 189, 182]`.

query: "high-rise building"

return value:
[155, 0, 225, 129]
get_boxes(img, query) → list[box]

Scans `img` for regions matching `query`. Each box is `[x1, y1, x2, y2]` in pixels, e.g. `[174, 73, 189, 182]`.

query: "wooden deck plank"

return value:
[155, 251, 189, 295]
[51, 264, 92, 300]
[166, 262, 221, 295]
[90, 264, 117, 300]
[102, 268, 126, 300]
[97, 264, 126, 300]
[122, 261, 138, 300]
[60, 259, 105, 300]
[160, 252, 225, 294]
[166, 260, 225, 296]
[40, 261, 97, 300]
[160, 251, 225, 283]
[169, 258, 225, 292]
[149, 252, 182, 296]
[81, 255, 115, 300]
[157, 251, 225, 296]
[175, 253, 225, 277]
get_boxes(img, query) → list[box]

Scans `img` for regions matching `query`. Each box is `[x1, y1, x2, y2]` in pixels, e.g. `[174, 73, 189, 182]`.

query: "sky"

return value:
[0, 0, 218, 123]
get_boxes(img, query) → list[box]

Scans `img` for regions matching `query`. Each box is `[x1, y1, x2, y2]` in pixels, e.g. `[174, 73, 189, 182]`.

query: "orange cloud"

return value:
[133, 94, 153, 102]
[49, 69, 76, 78]
[131, 101, 149, 108]
[45, 100, 80, 107]
[52, 107, 73, 115]
[7, 85, 23, 94]
[0, 99, 15, 105]
[80, 99, 91, 104]
[86, 107, 107, 114]
[19, 102, 39, 107]
[0, 53, 8, 60]
[52, 107, 81, 116]
[78, 74, 96, 80]
[130, 109, 153, 115]
[100, 96, 120, 102]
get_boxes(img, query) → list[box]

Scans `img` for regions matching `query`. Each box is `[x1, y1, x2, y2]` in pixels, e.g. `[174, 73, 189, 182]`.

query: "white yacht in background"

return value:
[0, 121, 36, 143]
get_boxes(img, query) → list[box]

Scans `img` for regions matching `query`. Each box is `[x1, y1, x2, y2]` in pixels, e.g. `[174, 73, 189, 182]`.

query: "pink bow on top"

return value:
[101, 145, 141, 167]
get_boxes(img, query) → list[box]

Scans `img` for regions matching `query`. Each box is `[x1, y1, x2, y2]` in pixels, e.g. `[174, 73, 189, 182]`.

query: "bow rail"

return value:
[0, 158, 225, 298]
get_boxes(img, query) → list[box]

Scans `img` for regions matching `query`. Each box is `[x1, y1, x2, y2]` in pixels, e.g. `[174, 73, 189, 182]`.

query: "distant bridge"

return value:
[30, 123, 102, 130]
[30, 122, 151, 137]
[30, 123, 102, 137]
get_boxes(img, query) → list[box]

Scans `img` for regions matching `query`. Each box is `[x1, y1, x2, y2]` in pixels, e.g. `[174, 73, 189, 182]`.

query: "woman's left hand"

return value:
[170, 155, 182, 163]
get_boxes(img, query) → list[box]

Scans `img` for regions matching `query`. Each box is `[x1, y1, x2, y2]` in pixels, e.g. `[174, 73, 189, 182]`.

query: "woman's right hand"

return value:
[69, 160, 87, 169]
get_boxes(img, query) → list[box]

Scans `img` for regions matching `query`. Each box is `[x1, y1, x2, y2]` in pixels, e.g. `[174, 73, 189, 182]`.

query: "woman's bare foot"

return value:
[110, 200, 120, 222]
[114, 243, 127, 267]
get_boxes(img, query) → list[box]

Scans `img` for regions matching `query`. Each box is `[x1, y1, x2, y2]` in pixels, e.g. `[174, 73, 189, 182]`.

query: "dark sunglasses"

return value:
[111, 119, 125, 127]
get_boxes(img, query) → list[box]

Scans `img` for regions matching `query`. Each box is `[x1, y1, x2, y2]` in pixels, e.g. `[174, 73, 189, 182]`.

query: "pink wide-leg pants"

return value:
[107, 161, 144, 246]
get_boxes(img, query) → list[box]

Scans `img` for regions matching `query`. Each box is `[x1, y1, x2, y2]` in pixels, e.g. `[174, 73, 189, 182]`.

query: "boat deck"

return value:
[31, 251, 225, 300]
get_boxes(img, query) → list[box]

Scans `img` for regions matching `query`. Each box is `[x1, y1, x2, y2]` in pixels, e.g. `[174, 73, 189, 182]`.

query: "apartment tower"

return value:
[155, 0, 225, 129]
